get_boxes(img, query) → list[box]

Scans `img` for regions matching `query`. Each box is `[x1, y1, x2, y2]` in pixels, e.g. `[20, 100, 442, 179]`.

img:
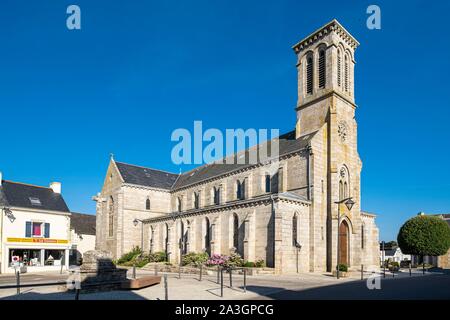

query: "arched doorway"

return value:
[339, 220, 350, 265]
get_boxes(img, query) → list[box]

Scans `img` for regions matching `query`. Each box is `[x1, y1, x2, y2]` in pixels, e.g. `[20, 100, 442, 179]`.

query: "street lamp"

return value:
[133, 218, 144, 255]
[334, 197, 355, 279]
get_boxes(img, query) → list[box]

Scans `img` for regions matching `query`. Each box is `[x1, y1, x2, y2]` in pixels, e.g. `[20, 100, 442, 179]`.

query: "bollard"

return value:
[155, 264, 158, 276]
[60, 263, 64, 275]
[179, 265, 182, 279]
[133, 265, 136, 279]
[409, 263, 412, 276]
[422, 262, 425, 275]
[229, 268, 232, 288]
[243, 268, 247, 293]
[16, 270, 20, 295]
[199, 264, 203, 282]
[383, 265, 386, 278]
[217, 265, 220, 284]
[361, 264, 363, 280]
[75, 289, 80, 300]
[392, 268, 395, 278]
[220, 268, 224, 298]
[164, 274, 168, 300]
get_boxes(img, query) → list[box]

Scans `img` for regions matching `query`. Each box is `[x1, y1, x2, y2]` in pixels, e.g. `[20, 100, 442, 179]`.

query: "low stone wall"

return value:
[138, 263, 274, 276]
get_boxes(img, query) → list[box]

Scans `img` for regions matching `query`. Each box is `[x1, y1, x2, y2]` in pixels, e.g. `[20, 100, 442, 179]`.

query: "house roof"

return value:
[430, 214, 450, 227]
[70, 212, 96, 236]
[0, 180, 70, 213]
[115, 130, 316, 191]
[115, 162, 179, 190]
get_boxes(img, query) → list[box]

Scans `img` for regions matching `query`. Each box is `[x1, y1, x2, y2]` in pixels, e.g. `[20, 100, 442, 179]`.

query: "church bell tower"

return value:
[292, 20, 367, 272]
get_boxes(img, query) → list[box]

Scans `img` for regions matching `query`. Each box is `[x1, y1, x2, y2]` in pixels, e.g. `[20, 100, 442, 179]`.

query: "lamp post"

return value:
[334, 197, 355, 279]
[133, 218, 144, 255]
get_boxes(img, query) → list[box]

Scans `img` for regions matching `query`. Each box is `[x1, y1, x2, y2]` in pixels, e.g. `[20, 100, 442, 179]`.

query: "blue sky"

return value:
[0, 0, 449, 241]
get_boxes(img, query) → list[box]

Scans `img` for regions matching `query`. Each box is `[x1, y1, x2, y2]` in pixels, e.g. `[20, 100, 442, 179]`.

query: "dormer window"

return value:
[29, 197, 42, 206]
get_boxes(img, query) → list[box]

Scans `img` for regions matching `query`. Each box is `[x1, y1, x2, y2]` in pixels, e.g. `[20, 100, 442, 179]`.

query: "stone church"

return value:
[94, 20, 380, 274]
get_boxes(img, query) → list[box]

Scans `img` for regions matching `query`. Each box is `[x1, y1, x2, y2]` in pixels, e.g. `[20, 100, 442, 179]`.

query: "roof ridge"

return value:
[2, 180, 52, 190]
[177, 129, 299, 179]
[115, 161, 178, 176]
[70, 212, 96, 216]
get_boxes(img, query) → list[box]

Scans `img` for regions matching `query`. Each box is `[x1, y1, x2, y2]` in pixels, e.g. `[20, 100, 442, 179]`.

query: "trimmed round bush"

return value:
[397, 215, 450, 256]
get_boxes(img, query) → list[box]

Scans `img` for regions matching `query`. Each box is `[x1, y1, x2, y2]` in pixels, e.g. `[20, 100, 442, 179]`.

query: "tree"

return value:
[385, 241, 398, 248]
[397, 215, 450, 257]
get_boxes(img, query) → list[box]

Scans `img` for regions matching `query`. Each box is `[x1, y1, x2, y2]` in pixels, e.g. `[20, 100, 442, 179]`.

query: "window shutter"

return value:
[44, 223, 50, 238]
[25, 221, 32, 238]
[318, 50, 326, 88]
[306, 57, 313, 94]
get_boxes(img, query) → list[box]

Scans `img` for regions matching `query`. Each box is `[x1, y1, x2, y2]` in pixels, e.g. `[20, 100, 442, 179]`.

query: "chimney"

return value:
[50, 182, 61, 194]
[0, 172, 2, 186]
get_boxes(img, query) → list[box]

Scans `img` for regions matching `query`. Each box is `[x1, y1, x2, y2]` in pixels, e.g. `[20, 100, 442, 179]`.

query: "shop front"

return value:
[3, 238, 70, 273]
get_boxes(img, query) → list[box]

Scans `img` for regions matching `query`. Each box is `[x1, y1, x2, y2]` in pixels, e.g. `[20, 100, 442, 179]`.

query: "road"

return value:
[251, 273, 450, 300]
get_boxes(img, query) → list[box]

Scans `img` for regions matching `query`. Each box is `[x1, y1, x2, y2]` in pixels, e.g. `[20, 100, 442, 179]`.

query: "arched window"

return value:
[149, 226, 154, 253]
[344, 182, 348, 198]
[265, 174, 271, 193]
[361, 224, 365, 249]
[177, 197, 182, 212]
[236, 180, 242, 200]
[344, 54, 349, 92]
[179, 221, 187, 255]
[108, 196, 114, 237]
[213, 187, 220, 205]
[339, 166, 350, 201]
[146, 198, 151, 210]
[236, 180, 246, 200]
[233, 213, 239, 249]
[292, 213, 298, 246]
[306, 55, 314, 94]
[318, 49, 326, 88]
[337, 49, 342, 87]
[204, 217, 211, 255]
[164, 223, 169, 260]
[194, 192, 199, 209]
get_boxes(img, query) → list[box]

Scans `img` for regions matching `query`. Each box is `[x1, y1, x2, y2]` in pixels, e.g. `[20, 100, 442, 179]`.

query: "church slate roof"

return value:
[0, 180, 70, 212]
[115, 162, 179, 190]
[172, 130, 315, 190]
[70, 212, 96, 236]
[115, 130, 316, 191]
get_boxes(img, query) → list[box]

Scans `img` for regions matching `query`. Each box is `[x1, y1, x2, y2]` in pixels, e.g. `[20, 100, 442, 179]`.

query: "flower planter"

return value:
[332, 270, 348, 278]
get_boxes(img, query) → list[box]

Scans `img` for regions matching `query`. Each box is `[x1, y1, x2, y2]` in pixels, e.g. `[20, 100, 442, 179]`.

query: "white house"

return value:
[0, 173, 71, 273]
[380, 244, 411, 265]
[69, 212, 96, 265]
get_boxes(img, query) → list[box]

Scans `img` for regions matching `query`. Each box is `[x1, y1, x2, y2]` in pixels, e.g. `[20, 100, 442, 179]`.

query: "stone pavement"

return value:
[0, 268, 444, 300]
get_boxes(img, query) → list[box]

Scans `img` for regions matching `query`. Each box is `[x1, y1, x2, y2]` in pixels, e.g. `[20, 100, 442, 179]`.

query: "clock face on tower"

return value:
[338, 121, 348, 143]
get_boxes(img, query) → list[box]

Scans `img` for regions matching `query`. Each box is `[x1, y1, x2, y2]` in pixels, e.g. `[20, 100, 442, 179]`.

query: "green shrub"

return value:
[116, 246, 142, 265]
[148, 251, 167, 263]
[243, 261, 256, 268]
[255, 259, 266, 268]
[397, 215, 450, 256]
[338, 264, 348, 272]
[182, 252, 209, 266]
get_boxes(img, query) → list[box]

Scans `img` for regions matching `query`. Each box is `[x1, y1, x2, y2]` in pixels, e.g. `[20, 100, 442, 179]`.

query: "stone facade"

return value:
[94, 19, 380, 274]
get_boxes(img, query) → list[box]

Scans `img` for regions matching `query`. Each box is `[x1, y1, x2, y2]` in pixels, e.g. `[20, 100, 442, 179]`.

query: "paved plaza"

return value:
[0, 268, 448, 300]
